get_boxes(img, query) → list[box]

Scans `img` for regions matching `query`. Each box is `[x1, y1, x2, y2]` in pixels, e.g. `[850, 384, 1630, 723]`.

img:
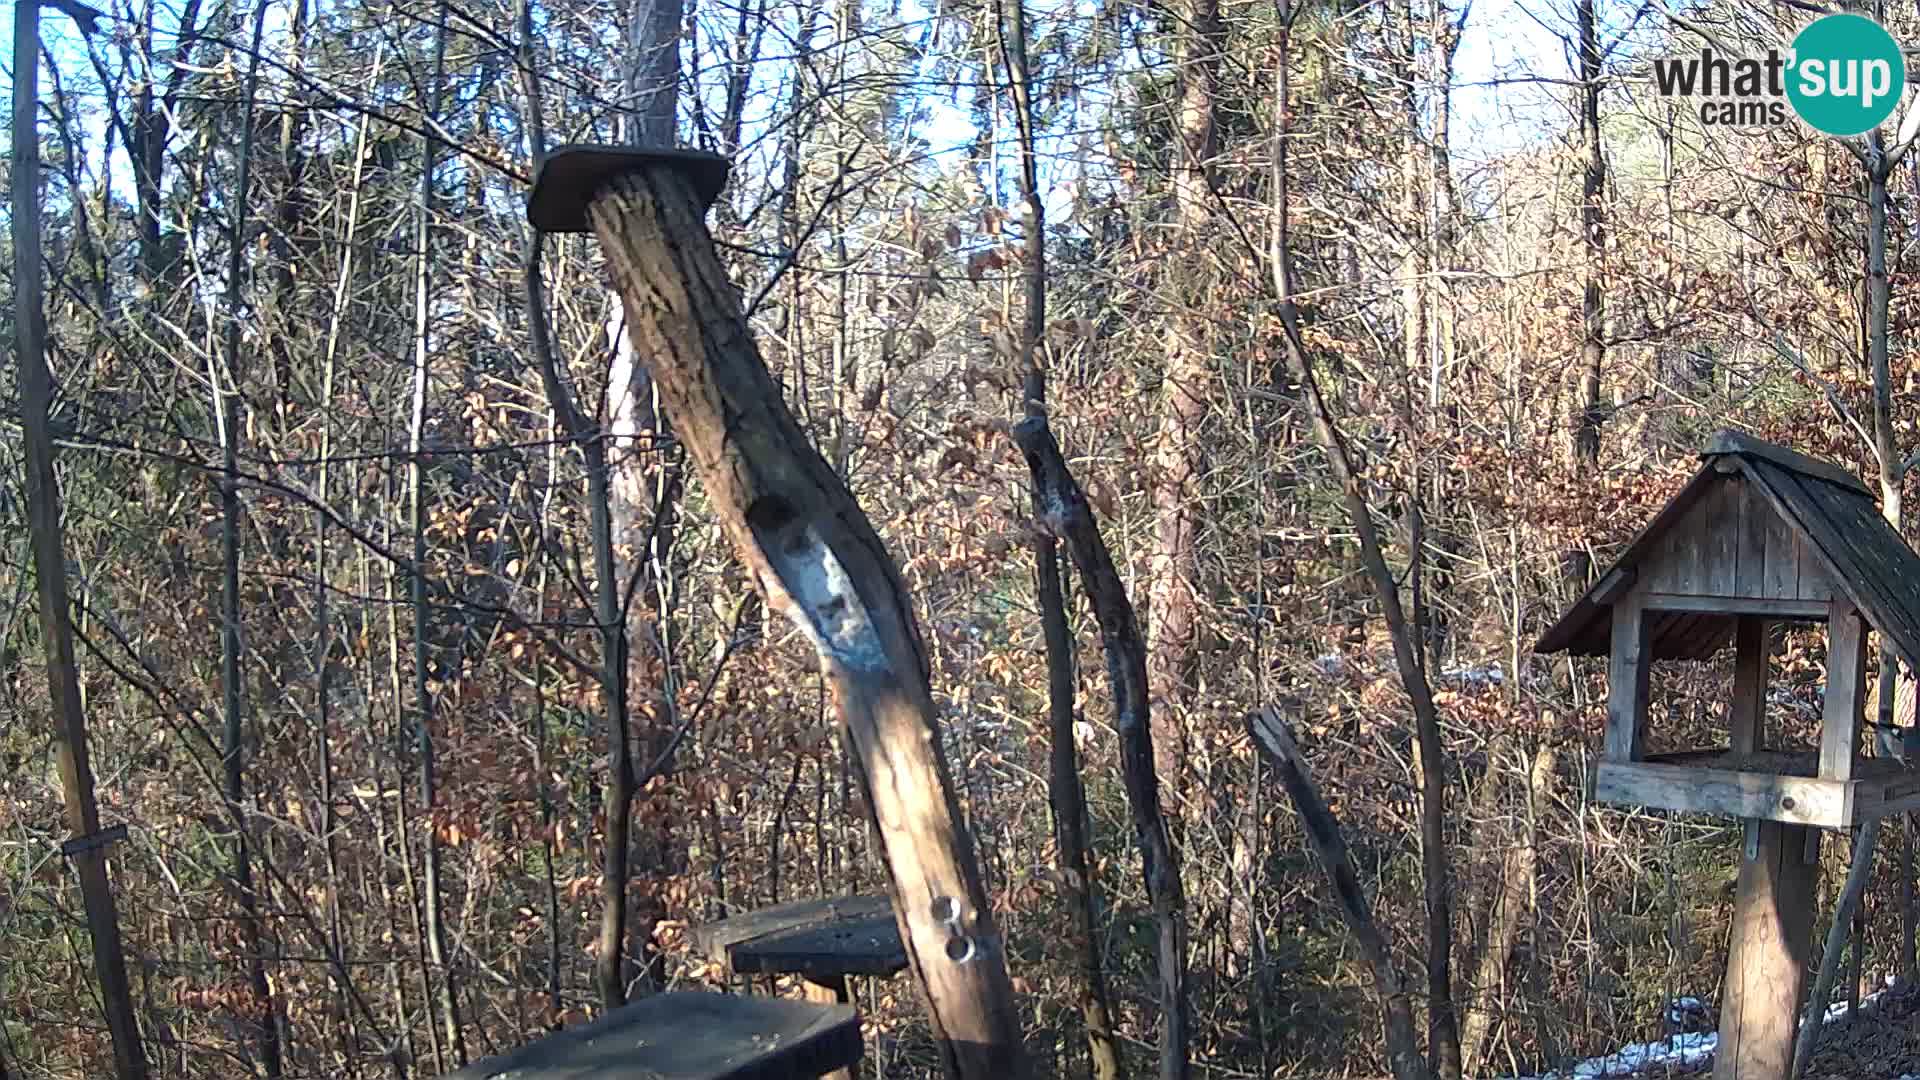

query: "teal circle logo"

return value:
[1786, 14, 1905, 136]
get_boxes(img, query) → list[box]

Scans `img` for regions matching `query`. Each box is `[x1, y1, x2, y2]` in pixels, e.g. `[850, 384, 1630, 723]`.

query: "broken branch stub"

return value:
[569, 161, 1026, 1078]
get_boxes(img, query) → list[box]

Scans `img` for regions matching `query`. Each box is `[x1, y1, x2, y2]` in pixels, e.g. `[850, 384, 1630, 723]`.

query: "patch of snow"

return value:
[1442, 664, 1506, 688]
[1493, 977, 1901, 1080]
[1310, 653, 1346, 678]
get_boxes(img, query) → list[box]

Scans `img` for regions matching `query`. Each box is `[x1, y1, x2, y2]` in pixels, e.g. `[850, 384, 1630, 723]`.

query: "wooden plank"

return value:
[1797, 530, 1835, 601]
[1640, 594, 1828, 619]
[1822, 599, 1867, 783]
[1592, 567, 1635, 606]
[802, 978, 853, 1080]
[1649, 496, 1709, 593]
[441, 992, 862, 1080]
[1714, 820, 1822, 1080]
[1732, 616, 1768, 754]
[1592, 760, 1854, 829]
[1605, 594, 1651, 762]
[1735, 474, 1770, 598]
[689, 895, 907, 980]
[1701, 479, 1741, 595]
[1759, 493, 1800, 601]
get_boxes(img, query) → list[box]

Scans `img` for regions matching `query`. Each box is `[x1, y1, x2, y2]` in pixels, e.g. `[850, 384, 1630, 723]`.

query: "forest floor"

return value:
[1508, 980, 1920, 1079]
[1803, 981, 1920, 1079]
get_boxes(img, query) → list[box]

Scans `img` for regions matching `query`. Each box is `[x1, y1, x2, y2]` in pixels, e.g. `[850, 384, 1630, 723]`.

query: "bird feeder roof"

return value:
[1535, 429, 1920, 671]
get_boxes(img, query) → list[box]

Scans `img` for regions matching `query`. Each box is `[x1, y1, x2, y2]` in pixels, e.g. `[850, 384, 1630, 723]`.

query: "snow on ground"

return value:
[1496, 980, 1898, 1080]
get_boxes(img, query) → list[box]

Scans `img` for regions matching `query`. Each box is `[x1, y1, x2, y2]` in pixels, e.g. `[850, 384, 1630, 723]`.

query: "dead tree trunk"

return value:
[12, 3, 150, 1075]
[544, 156, 1027, 1078]
[996, 0, 1121, 1071]
[1012, 415, 1190, 1080]
[1247, 708, 1427, 1080]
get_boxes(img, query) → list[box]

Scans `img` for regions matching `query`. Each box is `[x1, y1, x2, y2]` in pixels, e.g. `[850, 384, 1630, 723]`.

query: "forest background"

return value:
[5, 0, 1918, 1074]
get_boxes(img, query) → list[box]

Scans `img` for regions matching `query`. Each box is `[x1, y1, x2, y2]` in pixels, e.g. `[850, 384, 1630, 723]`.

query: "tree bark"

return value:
[1459, 747, 1557, 1073]
[1146, 0, 1222, 794]
[1012, 416, 1190, 1080]
[581, 165, 1028, 1078]
[1571, 0, 1606, 477]
[1247, 708, 1428, 1080]
[216, 6, 281, 1073]
[12, 5, 150, 1076]
[997, 0, 1122, 1073]
[1268, 78, 1461, 1076]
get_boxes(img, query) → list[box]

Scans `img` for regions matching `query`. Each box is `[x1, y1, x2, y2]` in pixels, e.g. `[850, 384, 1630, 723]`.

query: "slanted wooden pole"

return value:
[530, 150, 1026, 1077]
[12, 5, 150, 1078]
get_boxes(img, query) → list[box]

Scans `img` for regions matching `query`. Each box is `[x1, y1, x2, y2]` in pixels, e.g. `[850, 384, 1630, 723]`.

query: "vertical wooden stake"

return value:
[1822, 600, 1867, 784]
[1605, 594, 1650, 762]
[1714, 821, 1820, 1080]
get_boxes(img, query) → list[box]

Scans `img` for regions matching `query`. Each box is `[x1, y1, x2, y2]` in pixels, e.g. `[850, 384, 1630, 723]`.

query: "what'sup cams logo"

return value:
[1653, 13, 1905, 135]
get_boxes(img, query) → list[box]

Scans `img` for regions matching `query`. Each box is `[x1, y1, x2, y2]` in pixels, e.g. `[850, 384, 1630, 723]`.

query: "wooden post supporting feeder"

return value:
[1537, 430, 1920, 1080]
[528, 146, 1027, 1077]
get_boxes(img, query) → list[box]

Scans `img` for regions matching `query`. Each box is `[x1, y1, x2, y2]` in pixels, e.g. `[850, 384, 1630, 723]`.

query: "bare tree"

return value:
[11, 1, 148, 1074]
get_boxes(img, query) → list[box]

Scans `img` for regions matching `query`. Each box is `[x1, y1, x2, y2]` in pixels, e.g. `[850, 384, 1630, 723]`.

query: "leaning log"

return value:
[1247, 706, 1427, 1080]
[1012, 414, 1189, 1080]
[527, 148, 1026, 1077]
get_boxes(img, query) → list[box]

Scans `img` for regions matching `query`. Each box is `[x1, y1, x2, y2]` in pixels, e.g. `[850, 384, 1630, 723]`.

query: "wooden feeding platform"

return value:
[687, 895, 904, 1080]
[1537, 430, 1920, 1080]
[1599, 749, 1920, 830]
[440, 991, 861, 1080]
[689, 894, 907, 995]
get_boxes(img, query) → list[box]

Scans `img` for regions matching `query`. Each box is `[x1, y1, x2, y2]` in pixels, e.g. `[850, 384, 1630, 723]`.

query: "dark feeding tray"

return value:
[440, 991, 860, 1080]
[691, 894, 907, 982]
[527, 145, 731, 233]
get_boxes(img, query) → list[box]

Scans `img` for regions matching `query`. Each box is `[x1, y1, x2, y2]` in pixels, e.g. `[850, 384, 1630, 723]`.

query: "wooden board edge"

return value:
[1592, 760, 1855, 830]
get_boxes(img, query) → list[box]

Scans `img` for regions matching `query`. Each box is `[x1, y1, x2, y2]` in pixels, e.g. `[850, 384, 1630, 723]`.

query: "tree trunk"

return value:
[1146, 0, 1222, 794]
[1571, 0, 1606, 477]
[1459, 747, 1557, 1073]
[409, 3, 464, 1059]
[1013, 416, 1190, 1080]
[580, 164, 1028, 1078]
[603, 0, 686, 997]
[216, 7, 281, 1073]
[11, 6, 150, 1076]
[1247, 708, 1428, 1080]
[997, 0, 1122, 1072]
[1269, 89, 1461, 1076]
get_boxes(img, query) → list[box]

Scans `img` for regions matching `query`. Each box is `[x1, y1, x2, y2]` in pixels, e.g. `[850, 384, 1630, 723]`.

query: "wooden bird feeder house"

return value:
[1538, 429, 1920, 1079]
[1538, 429, 1920, 830]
